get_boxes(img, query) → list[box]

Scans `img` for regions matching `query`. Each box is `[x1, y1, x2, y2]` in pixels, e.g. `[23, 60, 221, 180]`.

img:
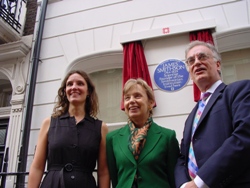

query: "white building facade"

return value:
[1, 0, 250, 187]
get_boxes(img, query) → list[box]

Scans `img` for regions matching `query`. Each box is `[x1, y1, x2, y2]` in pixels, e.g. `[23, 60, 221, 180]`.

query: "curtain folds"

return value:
[189, 29, 214, 102]
[121, 41, 155, 110]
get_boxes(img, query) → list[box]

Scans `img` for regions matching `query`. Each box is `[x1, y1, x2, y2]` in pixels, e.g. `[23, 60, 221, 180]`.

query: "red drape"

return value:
[189, 29, 214, 102]
[121, 41, 156, 110]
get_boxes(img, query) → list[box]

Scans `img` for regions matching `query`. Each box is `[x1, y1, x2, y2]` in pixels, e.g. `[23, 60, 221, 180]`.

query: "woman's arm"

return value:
[97, 122, 110, 188]
[27, 117, 50, 188]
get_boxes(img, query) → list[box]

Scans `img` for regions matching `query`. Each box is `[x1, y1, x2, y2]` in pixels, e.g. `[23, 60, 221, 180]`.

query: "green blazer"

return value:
[106, 121, 179, 188]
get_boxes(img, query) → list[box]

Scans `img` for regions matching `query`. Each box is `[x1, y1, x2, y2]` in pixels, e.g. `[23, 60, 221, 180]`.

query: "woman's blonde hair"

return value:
[123, 78, 155, 115]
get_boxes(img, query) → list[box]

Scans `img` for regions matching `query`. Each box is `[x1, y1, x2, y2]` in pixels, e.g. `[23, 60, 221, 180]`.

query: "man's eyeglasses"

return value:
[186, 52, 212, 66]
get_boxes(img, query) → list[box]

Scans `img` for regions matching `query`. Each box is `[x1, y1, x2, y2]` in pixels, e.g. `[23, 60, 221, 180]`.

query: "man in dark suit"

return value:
[175, 40, 250, 188]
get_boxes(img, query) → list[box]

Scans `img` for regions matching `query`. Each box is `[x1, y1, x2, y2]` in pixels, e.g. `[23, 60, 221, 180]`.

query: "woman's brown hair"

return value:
[52, 70, 99, 117]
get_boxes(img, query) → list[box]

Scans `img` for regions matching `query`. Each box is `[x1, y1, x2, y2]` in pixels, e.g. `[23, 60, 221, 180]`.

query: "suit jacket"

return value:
[106, 121, 179, 188]
[175, 80, 250, 188]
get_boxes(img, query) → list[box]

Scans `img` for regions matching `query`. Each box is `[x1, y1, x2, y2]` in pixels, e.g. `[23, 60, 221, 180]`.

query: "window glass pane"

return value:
[3, 91, 12, 107]
[0, 154, 3, 171]
[90, 69, 127, 123]
[221, 48, 250, 84]
[0, 129, 6, 145]
[0, 119, 8, 172]
[0, 81, 12, 107]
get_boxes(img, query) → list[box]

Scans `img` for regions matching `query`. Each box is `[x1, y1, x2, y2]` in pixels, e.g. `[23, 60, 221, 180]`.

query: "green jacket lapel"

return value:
[117, 125, 136, 165]
[138, 122, 161, 163]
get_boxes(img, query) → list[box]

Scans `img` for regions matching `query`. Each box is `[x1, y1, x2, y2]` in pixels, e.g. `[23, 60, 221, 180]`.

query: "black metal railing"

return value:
[0, 147, 8, 188]
[0, 0, 27, 33]
[0, 172, 29, 188]
[0, 148, 97, 188]
[0, 147, 29, 188]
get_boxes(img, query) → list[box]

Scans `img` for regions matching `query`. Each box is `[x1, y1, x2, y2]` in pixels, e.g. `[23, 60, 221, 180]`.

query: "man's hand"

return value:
[184, 180, 198, 188]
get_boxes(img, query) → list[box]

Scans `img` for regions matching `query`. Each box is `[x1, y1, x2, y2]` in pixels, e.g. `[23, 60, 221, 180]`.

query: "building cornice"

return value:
[0, 39, 31, 61]
[214, 27, 250, 53]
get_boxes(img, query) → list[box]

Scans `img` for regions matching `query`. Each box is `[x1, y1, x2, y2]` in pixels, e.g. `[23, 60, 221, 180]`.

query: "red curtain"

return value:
[189, 29, 214, 102]
[121, 41, 156, 110]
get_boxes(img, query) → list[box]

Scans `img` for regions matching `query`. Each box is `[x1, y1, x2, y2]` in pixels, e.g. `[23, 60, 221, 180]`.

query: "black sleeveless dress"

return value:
[40, 113, 102, 188]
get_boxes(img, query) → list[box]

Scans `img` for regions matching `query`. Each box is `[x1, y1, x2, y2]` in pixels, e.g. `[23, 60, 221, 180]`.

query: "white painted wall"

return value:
[25, 0, 250, 185]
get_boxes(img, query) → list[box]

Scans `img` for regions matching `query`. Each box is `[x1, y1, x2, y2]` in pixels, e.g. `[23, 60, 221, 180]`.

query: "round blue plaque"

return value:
[154, 59, 189, 92]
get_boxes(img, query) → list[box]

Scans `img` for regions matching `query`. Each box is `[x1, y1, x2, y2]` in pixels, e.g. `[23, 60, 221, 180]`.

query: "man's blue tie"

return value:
[188, 92, 211, 179]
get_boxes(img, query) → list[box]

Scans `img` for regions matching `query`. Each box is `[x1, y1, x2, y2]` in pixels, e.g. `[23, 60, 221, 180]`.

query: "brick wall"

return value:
[23, 0, 38, 36]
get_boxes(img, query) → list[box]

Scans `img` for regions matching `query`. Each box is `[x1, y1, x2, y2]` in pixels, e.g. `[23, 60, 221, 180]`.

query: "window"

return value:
[221, 48, 250, 84]
[90, 68, 127, 124]
[0, 119, 8, 171]
[1, 89, 12, 107]
[0, 81, 12, 107]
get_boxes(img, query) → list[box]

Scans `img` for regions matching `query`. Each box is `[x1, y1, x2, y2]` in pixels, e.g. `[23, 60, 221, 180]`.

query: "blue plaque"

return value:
[154, 59, 189, 92]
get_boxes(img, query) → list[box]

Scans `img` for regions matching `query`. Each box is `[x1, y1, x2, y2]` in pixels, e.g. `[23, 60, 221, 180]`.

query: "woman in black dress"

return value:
[28, 70, 110, 188]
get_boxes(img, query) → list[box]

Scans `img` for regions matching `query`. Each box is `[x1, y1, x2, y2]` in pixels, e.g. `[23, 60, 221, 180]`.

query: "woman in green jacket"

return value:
[106, 78, 179, 188]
